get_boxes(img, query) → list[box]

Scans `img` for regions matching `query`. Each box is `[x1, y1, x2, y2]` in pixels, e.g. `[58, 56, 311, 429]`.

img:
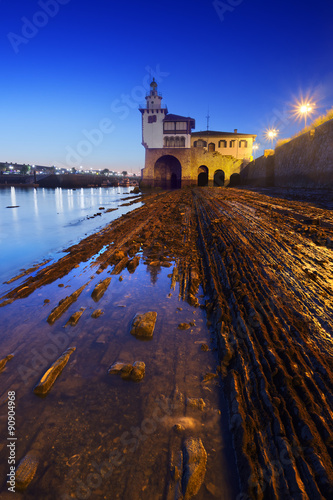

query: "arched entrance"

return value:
[154, 155, 182, 189]
[214, 169, 225, 186]
[198, 165, 208, 186]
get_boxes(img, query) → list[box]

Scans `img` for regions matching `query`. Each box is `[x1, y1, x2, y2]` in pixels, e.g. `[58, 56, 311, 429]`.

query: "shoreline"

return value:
[1, 187, 333, 498]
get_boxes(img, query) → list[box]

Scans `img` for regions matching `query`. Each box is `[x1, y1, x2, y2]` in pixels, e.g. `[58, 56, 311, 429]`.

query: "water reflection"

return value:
[33, 188, 39, 216]
[0, 186, 142, 284]
[55, 187, 63, 212]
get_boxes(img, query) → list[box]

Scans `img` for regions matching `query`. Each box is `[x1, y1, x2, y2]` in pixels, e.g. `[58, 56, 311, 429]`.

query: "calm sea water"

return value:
[0, 186, 141, 283]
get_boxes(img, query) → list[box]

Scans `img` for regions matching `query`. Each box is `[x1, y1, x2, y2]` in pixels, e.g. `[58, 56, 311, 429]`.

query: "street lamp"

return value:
[265, 128, 278, 147]
[252, 143, 259, 159]
[299, 103, 313, 128]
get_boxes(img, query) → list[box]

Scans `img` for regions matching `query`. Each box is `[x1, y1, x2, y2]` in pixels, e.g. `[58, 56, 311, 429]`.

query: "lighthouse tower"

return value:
[139, 78, 167, 149]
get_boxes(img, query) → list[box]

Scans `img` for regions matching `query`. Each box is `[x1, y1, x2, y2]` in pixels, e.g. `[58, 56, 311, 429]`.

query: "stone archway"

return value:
[214, 169, 225, 186]
[198, 165, 208, 186]
[154, 155, 182, 189]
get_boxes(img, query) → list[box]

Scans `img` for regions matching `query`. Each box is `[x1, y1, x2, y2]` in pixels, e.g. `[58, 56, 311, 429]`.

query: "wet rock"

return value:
[91, 309, 103, 318]
[131, 311, 157, 337]
[130, 361, 146, 381]
[47, 283, 88, 324]
[108, 361, 145, 381]
[182, 438, 207, 499]
[91, 277, 111, 302]
[186, 398, 206, 411]
[15, 451, 39, 491]
[66, 308, 85, 326]
[0, 354, 14, 373]
[127, 255, 140, 273]
[205, 482, 220, 497]
[33, 347, 76, 397]
[202, 372, 218, 383]
[200, 343, 209, 351]
[174, 424, 185, 434]
[111, 250, 126, 263]
[108, 361, 127, 374]
[178, 323, 190, 330]
[148, 260, 160, 267]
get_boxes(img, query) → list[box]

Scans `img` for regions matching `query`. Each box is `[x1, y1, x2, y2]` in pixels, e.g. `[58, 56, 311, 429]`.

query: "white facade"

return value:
[139, 79, 168, 149]
[140, 79, 195, 150]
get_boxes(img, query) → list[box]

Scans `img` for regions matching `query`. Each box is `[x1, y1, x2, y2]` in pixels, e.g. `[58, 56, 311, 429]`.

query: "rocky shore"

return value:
[0, 187, 333, 499]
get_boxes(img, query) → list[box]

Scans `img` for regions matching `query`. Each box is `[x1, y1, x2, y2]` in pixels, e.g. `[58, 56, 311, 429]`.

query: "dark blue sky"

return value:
[1, 0, 333, 172]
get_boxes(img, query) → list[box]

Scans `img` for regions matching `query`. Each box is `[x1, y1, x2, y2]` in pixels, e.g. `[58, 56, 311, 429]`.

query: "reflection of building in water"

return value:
[140, 79, 256, 188]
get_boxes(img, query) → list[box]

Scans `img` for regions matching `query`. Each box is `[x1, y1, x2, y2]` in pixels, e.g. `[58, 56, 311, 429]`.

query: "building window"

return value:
[196, 139, 207, 148]
[164, 137, 169, 147]
[208, 142, 215, 152]
[148, 115, 157, 124]
[219, 140, 227, 148]
[169, 136, 175, 147]
[230, 140, 236, 147]
[176, 122, 186, 130]
[180, 137, 185, 147]
[164, 122, 175, 131]
[239, 140, 248, 148]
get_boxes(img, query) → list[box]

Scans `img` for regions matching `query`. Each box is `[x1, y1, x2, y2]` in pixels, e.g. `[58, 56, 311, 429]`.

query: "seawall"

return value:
[241, 118, 333, 188]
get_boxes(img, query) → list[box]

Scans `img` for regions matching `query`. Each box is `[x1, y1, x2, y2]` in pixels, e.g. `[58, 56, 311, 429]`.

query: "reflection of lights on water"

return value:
[34, 188, 39, 216]
[55, 187, 63, 212]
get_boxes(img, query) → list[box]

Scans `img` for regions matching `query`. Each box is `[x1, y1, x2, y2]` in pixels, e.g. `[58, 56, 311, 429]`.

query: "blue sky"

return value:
[1, 0, 333, 172]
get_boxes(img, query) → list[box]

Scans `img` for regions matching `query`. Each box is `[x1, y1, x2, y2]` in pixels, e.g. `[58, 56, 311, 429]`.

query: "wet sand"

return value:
[0, 187, 333, 499]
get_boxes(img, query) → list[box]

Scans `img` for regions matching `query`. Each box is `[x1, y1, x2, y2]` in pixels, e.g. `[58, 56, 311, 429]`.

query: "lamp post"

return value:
[299, 103, 312, 128]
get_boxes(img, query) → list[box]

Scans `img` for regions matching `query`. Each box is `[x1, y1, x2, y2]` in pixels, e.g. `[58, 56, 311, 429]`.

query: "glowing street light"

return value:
[264, 128, 278, 146]
[291, 96, 316, 129]
[299, 103, 313, 128]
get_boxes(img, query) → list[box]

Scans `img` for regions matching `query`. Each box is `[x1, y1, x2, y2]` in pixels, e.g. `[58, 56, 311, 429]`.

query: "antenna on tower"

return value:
[206, 108, 210, 132]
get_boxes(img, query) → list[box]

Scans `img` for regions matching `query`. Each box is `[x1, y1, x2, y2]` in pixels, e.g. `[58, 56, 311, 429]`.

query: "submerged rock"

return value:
[66, 308, 85, 326]
[131, 311, 157, 337]
[91, 309, 103, 318]
[91, 277, 111, 302]
[202, 372, 218, 383]
[15, 451, 39, 491]
[47, 283, 88, 324]
[33, 347, 76, 397]
[108, 360, 145, 381]
[0, 354, 14, 373]
[182, 438, 207, 499]
[178, 323, 190, 330]
[186, 398, 206, 411]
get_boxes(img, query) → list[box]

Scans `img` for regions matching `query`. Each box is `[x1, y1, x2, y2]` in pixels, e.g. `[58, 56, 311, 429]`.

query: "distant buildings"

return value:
[140, 79, 256, 188]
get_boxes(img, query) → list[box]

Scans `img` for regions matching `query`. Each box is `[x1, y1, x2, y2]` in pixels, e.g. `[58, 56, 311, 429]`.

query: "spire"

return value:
[150, 78, 158, 95]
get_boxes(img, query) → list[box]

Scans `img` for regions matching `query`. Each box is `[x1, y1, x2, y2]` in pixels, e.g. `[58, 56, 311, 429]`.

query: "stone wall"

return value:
[141, 147, 243, 188]
[274, 118, 333, 188]
[240, 118, 333, 188]
[240, 155, 274, 187]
